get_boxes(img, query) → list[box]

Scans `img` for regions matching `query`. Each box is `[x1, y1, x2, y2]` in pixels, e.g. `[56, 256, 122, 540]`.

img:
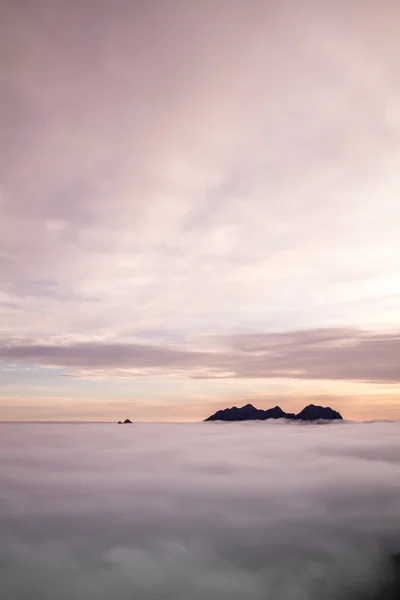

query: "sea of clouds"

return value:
[1, 420, 400, 599]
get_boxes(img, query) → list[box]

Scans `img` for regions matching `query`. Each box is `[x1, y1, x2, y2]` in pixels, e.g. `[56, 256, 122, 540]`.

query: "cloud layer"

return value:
[1, 421, 400, 599]
[1, 0, 400, 340]
[1, 327, 399, 383]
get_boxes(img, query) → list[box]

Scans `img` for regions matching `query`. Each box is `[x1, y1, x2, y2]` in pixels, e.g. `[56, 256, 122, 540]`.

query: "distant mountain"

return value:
[294, 404, 342, 421]
[205, 404, 290, 422]
[204, 403, 342, 422]
[118, 419, 132, 424]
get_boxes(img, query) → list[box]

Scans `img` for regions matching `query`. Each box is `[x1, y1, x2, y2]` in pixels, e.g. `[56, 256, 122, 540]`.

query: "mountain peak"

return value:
[294, 405, 342, 422]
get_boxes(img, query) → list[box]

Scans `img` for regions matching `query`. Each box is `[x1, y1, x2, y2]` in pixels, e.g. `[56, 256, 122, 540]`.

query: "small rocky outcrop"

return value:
[118, 419, 132, 424]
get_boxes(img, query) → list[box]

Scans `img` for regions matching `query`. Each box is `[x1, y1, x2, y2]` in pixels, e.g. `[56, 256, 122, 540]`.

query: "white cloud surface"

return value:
[1, 421, 400, 599]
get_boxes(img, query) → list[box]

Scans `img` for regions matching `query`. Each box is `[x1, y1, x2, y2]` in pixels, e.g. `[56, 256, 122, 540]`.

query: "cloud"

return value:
[1, 327, 399, 384]
[0, 421, 400, 599]
[1, 0, 400, 419]
[1, 0, 400, 345]
[225, 328, 400, 383]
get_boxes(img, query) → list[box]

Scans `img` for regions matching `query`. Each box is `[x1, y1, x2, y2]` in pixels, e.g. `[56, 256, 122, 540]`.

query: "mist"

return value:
[1, 421, 400, 599]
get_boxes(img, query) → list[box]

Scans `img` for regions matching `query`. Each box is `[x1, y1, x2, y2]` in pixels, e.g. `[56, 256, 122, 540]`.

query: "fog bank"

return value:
[1, 421, 400, 599]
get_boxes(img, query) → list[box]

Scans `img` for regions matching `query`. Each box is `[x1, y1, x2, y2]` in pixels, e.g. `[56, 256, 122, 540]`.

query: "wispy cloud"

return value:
[1, 328, 399, 384]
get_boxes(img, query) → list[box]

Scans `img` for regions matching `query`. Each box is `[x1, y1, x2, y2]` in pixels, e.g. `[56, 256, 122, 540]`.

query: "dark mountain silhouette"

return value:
[117, 419, 132, 424]
[204, 403, 342, 422]
[294, 404, 342, 421]
[205, 404, 289, 422]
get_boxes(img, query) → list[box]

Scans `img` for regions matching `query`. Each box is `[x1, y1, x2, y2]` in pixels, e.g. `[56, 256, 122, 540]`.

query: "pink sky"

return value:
[1, 0, 399, 421]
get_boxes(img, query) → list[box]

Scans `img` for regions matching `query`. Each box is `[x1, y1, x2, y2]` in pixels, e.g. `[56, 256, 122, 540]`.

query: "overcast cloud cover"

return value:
[1, 422, 400, 599]
[1, 0, 400, 420]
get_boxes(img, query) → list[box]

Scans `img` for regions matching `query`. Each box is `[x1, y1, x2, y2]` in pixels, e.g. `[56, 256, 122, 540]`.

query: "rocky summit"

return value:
[294, 405, 342, 421]
[204, 403, 342, 422]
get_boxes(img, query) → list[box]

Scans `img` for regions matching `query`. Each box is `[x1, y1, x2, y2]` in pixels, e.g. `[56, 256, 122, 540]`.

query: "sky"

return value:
[1, 421, 400, 598]
[0, 0, 399, 421]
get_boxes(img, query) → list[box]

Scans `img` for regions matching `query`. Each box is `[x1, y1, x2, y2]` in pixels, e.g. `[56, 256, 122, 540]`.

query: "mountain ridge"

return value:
[204, 403, 342, 422]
